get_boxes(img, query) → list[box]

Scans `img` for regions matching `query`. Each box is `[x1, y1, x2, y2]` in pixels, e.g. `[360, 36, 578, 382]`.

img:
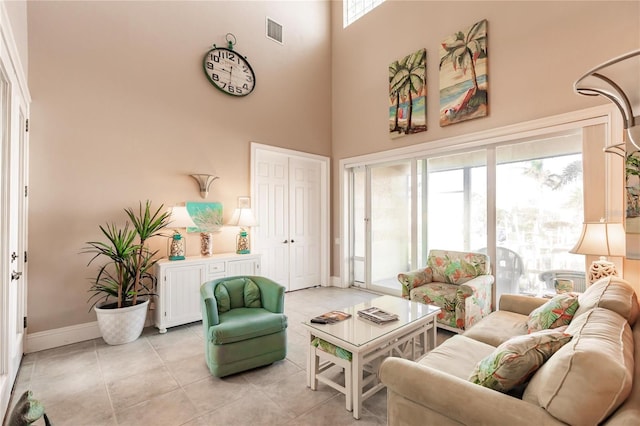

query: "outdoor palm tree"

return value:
[389, 48, 426, 134]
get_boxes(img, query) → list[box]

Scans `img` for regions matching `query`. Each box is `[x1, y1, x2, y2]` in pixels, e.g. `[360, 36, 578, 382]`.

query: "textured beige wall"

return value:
[330, 1, 640, 278]
[26, 1, 331, 333]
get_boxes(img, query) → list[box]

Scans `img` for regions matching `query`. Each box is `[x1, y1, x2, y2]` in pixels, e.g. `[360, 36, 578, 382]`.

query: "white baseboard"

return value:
[26, 321, 102, 353]
[26, 317, 156, 353]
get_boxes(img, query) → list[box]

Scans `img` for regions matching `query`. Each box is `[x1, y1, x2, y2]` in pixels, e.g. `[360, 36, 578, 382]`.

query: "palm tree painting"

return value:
[389, 48, 427, 137]
[439, 19, 488, 127]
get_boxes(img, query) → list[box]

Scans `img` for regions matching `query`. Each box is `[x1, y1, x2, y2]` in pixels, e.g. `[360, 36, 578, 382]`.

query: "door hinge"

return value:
[24, 251, 28, 263]
[25, 119, 29, 132]
[24, 186, 28, 197]
[23, 317, 27, 328]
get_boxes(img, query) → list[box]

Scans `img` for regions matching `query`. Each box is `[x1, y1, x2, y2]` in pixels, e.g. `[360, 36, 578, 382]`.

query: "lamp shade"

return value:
[569, 221, 626, 257]
[167, 206, 196, 229]
[227, 208, 257, 228]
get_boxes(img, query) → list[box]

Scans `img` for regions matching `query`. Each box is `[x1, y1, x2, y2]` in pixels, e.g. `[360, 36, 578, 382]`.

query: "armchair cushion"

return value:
[208, 307, 287, 345]
[428, 250, 490, 284]
[243, 279, 262, 308]
[214, 284, 231, 313]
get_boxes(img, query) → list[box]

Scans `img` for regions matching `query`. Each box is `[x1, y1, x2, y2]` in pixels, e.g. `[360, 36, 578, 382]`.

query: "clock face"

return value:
[203, 47, 256, 97]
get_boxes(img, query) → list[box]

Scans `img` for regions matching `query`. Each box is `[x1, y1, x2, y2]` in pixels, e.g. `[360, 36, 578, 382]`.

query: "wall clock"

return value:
[203, 34, 256, 97]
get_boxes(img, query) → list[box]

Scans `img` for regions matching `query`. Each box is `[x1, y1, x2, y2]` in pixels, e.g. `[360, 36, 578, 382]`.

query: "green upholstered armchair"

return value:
[200, 276, 287, 377]
[397, 250, 494, 333]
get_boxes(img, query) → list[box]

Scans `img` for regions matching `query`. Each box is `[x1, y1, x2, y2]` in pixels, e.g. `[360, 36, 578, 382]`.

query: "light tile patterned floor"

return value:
[8, 287, 452, 426]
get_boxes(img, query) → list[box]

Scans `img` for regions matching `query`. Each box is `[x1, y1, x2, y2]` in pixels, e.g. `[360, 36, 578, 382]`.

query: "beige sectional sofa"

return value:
[379, 277, 639, 425]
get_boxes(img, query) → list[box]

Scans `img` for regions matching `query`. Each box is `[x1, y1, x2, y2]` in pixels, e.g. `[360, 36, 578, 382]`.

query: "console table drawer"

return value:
[207, 262, 226, 275]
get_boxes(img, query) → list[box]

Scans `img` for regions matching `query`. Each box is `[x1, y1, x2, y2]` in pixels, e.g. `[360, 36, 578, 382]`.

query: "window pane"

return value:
[370, 161, 411, 290]
[496, 138, 584, 298]
[424, 151, 487, 255]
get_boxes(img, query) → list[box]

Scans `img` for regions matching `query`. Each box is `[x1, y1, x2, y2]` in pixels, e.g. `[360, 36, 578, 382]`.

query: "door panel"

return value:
[254, 151, 290, 287]
[288, 157, 321, 290]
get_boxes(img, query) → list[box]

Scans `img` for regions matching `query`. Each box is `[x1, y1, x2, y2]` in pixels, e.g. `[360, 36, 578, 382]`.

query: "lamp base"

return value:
[168, 231, 186, 261]
[236, 230, 250, 255]
[588, 259, 618, 284]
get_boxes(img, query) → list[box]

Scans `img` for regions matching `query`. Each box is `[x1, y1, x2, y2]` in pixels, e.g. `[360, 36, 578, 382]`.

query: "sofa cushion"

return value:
[468, 327, 571, 392]
[574, 276, 639, 324]
[527, 293, 579, 333]
[463, 310, 529, 347]
[209, 308, 287, 345]
[523, 307, 634, 425]
[418, 335, 495, 380]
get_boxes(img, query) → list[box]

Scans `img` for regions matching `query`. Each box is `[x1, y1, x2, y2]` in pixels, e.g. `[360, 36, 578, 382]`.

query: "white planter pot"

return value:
[95, 298, 149, 345]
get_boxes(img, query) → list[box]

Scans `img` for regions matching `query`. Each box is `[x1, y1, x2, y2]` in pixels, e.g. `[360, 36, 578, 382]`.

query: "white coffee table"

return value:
[302, 295, 440, 419]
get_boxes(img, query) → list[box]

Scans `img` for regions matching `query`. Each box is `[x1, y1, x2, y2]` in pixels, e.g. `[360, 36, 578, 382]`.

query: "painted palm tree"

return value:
[440, 19, 487, 121]
[440, 19, 487, 94]
[389, 48, 426, 134]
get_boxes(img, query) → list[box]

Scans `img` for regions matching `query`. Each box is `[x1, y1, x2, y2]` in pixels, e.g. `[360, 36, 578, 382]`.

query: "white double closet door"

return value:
[252, 144, 329, 291]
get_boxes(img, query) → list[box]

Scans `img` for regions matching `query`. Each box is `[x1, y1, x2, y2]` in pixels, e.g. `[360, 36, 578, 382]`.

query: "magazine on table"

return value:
[357, 307, 399, 324]
[310, 310, 352, 324]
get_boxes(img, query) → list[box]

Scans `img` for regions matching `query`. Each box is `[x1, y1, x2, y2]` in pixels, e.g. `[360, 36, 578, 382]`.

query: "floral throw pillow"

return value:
[527, 293, 579, 333]
[469, 327, 571, 392]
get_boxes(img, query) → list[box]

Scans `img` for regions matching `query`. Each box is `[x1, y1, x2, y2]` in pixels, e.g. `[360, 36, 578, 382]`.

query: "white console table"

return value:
[154, 253, 261, 333]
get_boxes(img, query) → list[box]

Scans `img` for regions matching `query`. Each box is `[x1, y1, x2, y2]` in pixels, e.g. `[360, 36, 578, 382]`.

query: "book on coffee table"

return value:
[357, 307, 399, 324]
[311, 310, 352, 324]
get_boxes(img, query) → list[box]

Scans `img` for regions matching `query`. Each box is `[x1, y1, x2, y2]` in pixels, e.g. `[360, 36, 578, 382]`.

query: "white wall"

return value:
[330, 0, 640, 278]
[26, 1, 331, 333]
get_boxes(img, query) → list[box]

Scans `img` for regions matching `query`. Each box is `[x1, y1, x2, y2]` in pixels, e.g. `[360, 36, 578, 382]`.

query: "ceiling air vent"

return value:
[266, 17, 283, 44]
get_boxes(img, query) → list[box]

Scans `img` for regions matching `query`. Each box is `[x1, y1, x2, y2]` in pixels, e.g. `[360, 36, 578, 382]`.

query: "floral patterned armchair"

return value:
[397, 250, 494, 332]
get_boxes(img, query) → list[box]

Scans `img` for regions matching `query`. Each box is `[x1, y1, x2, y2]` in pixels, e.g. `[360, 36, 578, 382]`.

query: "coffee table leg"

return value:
[307, 332, 315, 389]
[352, 353, 362, 419]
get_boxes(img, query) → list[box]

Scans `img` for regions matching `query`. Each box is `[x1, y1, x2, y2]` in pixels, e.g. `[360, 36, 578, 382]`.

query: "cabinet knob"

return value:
[283, 240, 288, 244]
[291, 239, 295, 243]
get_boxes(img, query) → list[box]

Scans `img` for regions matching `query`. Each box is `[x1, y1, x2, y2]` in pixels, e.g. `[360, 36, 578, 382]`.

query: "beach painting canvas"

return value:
[186, 201, 223, 233]
[389, 48, 427, 137]
[439, 19, 488, 127]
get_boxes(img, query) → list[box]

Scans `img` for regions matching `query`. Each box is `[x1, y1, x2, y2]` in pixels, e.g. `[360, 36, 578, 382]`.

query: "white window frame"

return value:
[343, 0, 385, 28]
[339, 105, 624, 304]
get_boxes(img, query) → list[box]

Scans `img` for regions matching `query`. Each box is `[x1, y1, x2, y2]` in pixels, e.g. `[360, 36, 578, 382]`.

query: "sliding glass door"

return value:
[346, 130, 585, 302]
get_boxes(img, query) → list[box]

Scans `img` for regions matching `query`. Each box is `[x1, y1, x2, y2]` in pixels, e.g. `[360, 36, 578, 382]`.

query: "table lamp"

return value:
[167, 206, 196, 260]
[569, 219, 626, 284]
[227, 207, 257, 254]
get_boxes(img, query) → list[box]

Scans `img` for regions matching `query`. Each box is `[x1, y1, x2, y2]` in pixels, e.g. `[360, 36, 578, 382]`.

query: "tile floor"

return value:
[7, 286, 452, 426]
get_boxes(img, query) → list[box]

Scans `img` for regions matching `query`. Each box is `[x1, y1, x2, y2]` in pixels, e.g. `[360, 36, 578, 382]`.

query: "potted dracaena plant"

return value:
[83, 201, 170, 345]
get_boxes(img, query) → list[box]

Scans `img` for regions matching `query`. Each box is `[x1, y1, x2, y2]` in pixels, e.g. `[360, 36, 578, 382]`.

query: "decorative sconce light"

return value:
[570, 219, 626, 284]
[574, 49, 640, 153]
[190, 174, 219, 199]
[227, 197, 257, 254]
[166, 206, 197, 261]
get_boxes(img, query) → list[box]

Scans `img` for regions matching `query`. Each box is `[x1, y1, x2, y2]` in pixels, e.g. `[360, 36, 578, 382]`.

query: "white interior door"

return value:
[253, 144, 328, 292]
[0, 69, 28, 419]
[288, 157, 321, 291]
[254, 149, 290, 287]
